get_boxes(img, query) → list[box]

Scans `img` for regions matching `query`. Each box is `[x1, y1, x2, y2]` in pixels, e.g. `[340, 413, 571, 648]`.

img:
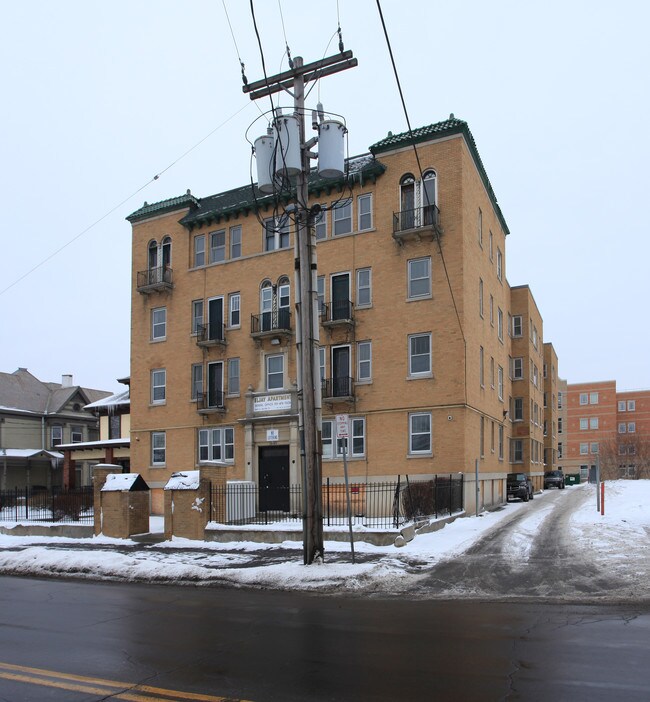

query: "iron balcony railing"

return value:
[196, 391, 225, 412]
[250, 310, 292, 335]
[322, 376, 354, 400]
[321, 300, 353, 324]
[393, 204, 440, 235]
[136, 265, 173, 292]
[196, 322, 226, 346]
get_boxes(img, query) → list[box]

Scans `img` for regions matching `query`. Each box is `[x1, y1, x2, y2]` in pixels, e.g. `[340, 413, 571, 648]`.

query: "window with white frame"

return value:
[490, 357, 495, 389]
[358, 193, 372, 231]
[591, 442, 599, 454]
[192, 299, 204, 335]
[580, 443, 588, 455]
[333, 199, 352, 235]
[228, 358, 240, 395]
[618, 422, 627, 433]
[558, 442, 563, 458]
[51, 425, 63, 447]
[230, 225, 242, 259]
[198, 427, 234, 462]
[532, 364, 539, 388]
[512, 357, 524, 380]
[480, 416, 484, 457]
[151, 369, 166, 404]
[618, 400, 626, 411]
[319, 347, 326, 383]
[496, 248, 503, 280]
[264, 217, 290, 251]
[356, 268, 372, 307]
[590, 417, 599, 430]
[315, 207, 327, 240]
[479, 346, 484, 387]
[498, 425, 504, 460]
[409, 413, 432, 454]
[70, 426, 83, 443]
[357, 341, 372, 382]
[590, 392, 599, 404]
[628, 400, 636, 411]
[407, 257, 431, 299]
[191, 363, 203, 400]
[317, 276, 325, 316]
[514, 397, 524, 421]
[497, 365, 504, 401]
[194, 234, 205, 267]
[532, 325, 538, 350]
[628, 422, 636, 433]
[511, 439, 523, 463]
[580, 393, 588, 405]
[512, 314, 522, 337]
[151, 307, 166, 341]
[151, 431, 166, 465]
[478, 208, 483, 247]
[489, 295, 494, 325]
[266, 354, 284, 390]
[497, 308, 504, 342]
[489, 231, 493, 261]
[479, 278, 484, 317]
[229, 293, 240, 327]
[321, 417, 365, 458]
[580, 418, 588, 430]
[209, 229, 226, 263]
[408, 333, 431, 376]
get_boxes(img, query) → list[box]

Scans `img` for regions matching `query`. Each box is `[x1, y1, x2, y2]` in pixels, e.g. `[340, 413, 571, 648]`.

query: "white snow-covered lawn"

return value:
[0, 481, 647, 594]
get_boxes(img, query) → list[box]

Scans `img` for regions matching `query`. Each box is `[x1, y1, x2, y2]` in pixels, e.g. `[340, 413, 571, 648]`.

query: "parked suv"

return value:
[507, 473, 534, 502]
[544, 470, 565, 490]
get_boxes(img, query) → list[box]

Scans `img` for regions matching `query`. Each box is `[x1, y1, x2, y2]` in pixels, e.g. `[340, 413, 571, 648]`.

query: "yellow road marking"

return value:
[0, 661, 252, 701]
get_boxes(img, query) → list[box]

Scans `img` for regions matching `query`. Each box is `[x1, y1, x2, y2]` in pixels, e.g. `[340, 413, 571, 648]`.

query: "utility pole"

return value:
[244, 50, 357, 564]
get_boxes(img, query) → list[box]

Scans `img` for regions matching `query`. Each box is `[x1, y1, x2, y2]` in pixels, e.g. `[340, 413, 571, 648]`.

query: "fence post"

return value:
[434, 475, 438, 519]
[326, 477, 330, 527]
[449, 474, 452, 516]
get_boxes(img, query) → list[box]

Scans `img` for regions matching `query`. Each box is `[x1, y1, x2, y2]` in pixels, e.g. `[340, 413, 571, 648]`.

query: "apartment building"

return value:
[564, 380, 650, 480]
[543, 342, 559, 472]
[127, 116, 551, 513]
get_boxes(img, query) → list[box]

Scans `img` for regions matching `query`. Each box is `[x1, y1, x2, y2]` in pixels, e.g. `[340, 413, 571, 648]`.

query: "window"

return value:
[479, 279, 484, 318]
[489, 231, 493, 261]
[151, 369, 166, 404]
[151, 307, 166, 341]
[266, 354, 284, 390]
[356, 268, 372, 307]
[497, 308, 504, 341]
[319, 347, 326, 383]
[511, 439, 523, 463]
[264, 217, 290, 251]
[478, 208, 483, 247]
[590, 442, 599, 454]
[628, 400, 636, 411]
[618, 400, 626, 412]
[497, 365, 504, 401]
[109, 415, 121, 440]
[408, 257, 431, 299]
[71, 426, 83, 443]
[580, 418, 588, 430]
[51, 426, 62, 448]
[491, 420, 495, 453]
[409, 333, 431, 376]
[228, 358, 240, 395]
[580, 443, 588, 455]
[229, 293, 240, 327]
[151, 431, 166, 465]
[514, 397, 524, 421]
[358, 193, 373, 231]
[209, 229, 226, 263]
[590, 417, 599, 430]
[192, 300, 204, 335]
[512, 314, 522, 337]
[532, 365, 539, 388]
[628, 422, 636, 433]
[558, 442, 563, 459]
[489, 295, 494, 325]
[498, 425, 504, 460]
[558, 392, 563, 409]
[194, 234, 205, 267]
[479, 346, 484, 387]
[333, 199, 352, 235]
[512, 357, 524, 380]
[357, 341, 372, 381]
[496, 248, 503, 281]
[409, 413, 432, 454]
[580, 393, 588, 405]
[490, 357, 495, 389]
[321, 418, 366, 458]
[480, 416, 484, 458]
[590, 392, 599, 404]
[230, 225, 242, 259]
[558, 417, 563, 433]
[191, 363, 203, 401]
[532, 325, 538, 350]
[618, 422, 627, 433]
[317, 276, 325, 316]
[315, 207, 327, 240]
[198, 427, 234, 462]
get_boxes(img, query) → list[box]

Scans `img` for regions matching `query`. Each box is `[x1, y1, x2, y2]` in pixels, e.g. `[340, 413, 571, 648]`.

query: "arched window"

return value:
[148, 240, 158, 270]
[161, 236, 172, 268]
[260, 280, 273, 332]
[278, 276, 290, 328]
[422, 170, 437, 225]
[147, 237, 172, 284]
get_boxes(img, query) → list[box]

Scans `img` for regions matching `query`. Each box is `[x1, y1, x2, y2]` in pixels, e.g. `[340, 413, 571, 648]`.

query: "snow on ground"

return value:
[0, 481, 648, 594]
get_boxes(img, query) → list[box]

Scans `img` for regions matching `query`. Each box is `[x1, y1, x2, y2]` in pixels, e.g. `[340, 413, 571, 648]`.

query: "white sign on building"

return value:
[254, 394, 292, 413]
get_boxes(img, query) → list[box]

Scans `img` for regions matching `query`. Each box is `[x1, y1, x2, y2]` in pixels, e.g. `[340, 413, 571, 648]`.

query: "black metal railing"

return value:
[0, 487, 94, 524]
[250, 310, 292, 335]
[196, 322, 226, 345]
[136, 265, 173, 291]
[393, 204, 440, 234]
[196, 390, 225, 412]
[322, 376, 354, 399]
[210, 476, 464, 529]
[321, 300, 353, 323]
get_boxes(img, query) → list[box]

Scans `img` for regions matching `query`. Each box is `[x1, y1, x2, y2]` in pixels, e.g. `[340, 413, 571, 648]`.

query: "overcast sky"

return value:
[1, 0, 648, 394]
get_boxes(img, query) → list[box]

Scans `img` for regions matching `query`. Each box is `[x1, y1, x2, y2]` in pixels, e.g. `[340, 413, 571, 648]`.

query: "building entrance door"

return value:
[258, 445, 290, 512]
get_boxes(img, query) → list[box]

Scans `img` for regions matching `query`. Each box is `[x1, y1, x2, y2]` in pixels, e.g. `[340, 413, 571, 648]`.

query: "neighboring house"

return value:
[127, 116, 560, 514]
[0, 368, 111, 490]
[57, 378, 131, 488]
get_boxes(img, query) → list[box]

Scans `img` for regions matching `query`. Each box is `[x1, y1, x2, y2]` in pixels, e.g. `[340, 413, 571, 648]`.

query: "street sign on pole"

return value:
[336, 414, 349, 439]
[335, 413, 355, 563]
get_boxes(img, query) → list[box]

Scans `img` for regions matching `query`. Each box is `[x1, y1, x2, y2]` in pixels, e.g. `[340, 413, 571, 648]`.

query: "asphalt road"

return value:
[0, 576, 649, 702]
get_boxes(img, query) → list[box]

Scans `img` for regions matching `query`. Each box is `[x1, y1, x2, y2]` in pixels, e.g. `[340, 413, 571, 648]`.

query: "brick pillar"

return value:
[200, 465, 227, 524]
[105, 447, 115, 465]
[92, 464, 122, 536]
[62, 451, 76, 490]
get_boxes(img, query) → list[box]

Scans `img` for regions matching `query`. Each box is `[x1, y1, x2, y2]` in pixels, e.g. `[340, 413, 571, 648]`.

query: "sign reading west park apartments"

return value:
[253, 393, 292, 413]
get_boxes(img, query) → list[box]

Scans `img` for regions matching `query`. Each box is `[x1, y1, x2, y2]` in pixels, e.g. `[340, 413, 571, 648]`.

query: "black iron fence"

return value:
[0, 487, 94, 524]
[212, 475, 464, 530]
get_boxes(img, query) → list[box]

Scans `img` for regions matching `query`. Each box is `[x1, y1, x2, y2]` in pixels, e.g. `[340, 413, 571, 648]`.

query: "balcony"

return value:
[322, 376, 354, 403]
[250, 310, 292, 341]
[136, 265, 173, 294]
[321, 300, 354, 330]
[196, 391, 226, 415]
[196, 323, 226, 348]
[392, 205, 441, 245]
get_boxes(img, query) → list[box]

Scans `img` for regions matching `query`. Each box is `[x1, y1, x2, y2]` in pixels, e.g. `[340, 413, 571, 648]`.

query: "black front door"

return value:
[259, 445, 290, 512]
[208, 297, 224, 341]
[332, 346, 350, 396]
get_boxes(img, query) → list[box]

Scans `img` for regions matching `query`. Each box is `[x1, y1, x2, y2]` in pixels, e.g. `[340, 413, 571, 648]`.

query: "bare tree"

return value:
[598, 434, 650, 480]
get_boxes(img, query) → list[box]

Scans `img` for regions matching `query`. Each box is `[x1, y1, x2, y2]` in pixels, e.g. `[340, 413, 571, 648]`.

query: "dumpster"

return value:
[565, 473, 580, 486]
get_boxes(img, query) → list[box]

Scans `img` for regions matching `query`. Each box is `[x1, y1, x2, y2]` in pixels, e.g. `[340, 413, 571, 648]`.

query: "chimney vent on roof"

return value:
[449, 113, 455, 119]
[62, 374, 73, 388]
